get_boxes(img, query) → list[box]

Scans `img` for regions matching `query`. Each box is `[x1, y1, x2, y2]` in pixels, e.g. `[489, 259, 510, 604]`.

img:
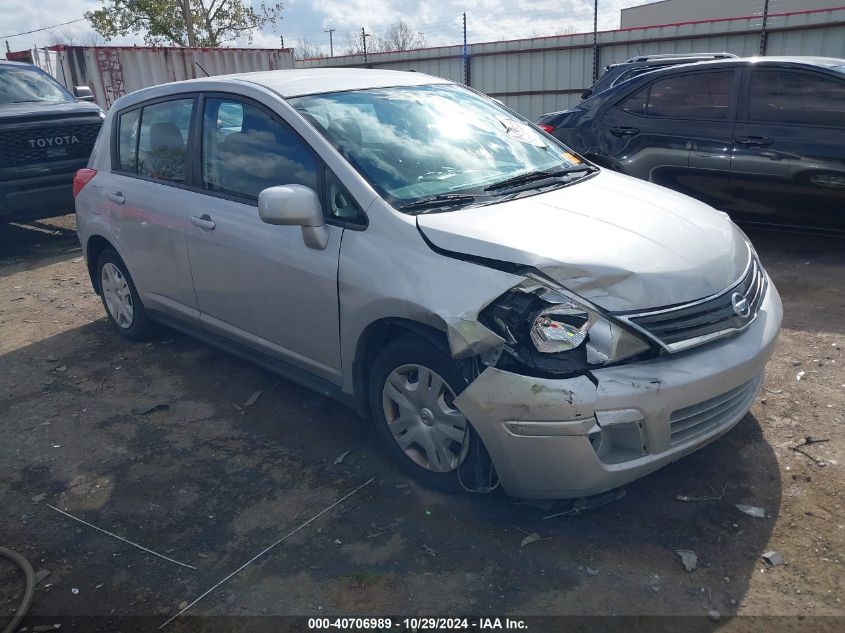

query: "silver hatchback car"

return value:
[75, 69, 782, 499]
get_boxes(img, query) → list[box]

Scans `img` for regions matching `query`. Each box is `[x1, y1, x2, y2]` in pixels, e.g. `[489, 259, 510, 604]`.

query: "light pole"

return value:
[593, 0, 599, 83]
[361, 27, 371, 63]
[324, 27, 335, 57]
[759, 0, 770, 55]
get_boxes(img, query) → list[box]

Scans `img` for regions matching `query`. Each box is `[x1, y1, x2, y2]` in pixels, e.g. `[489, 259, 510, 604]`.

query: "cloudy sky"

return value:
[2, 0, 656, 55]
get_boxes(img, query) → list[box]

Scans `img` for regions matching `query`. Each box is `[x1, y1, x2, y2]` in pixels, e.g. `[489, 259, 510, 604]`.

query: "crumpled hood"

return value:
[417, 170, 751, 312]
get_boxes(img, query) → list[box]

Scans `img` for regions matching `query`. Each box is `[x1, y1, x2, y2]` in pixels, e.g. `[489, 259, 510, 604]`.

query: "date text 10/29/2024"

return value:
[308, 618, 529, 630]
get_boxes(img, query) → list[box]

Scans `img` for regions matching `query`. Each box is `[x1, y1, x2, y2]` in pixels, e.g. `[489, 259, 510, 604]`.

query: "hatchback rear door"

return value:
[102, 96, 200, 323]
[727, 65, 845, 231]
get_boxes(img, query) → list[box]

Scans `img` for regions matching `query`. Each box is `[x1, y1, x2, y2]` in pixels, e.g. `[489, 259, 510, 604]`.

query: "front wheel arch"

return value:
[368, 334, 496, 493]
[352, 318, 452, 419]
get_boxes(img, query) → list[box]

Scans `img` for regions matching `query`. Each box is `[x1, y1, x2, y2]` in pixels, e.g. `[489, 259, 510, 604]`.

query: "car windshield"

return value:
[0, 65, 75, 105]
[290, 84, 584, 210]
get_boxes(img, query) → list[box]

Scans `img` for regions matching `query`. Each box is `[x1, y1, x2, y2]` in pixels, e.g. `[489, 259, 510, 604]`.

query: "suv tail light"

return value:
[538, 124, 555, 134]
[73, 168, 97, 198]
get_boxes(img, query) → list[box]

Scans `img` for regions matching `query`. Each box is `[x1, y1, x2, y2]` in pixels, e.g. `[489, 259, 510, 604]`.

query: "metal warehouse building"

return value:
[620, 0, 840, 28]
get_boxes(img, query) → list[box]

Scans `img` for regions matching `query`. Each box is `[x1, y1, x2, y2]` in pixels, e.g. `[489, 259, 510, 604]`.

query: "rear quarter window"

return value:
[748, 69, 845, 127]
[117, 109, 140, 172]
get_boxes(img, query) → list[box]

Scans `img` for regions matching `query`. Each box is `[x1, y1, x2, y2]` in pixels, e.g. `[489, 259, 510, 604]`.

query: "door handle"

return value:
[108, 191, 125, 204]
[610, 126, 639, 137]
[735, 136, 774, 147]
[191, 214, 216, 230]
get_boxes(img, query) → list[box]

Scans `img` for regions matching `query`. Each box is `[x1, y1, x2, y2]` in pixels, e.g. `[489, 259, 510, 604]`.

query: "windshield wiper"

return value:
[484, 165, 593, 192]
[398, 193, 477, 214]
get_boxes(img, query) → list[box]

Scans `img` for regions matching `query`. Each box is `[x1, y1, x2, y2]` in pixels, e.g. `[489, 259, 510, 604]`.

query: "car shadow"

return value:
[0, 316, 780, 624]
[0, 216, 81, 270]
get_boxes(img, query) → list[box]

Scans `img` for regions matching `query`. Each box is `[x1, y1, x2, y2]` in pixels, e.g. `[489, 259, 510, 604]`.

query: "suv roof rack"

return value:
[623, 52, 737, 63]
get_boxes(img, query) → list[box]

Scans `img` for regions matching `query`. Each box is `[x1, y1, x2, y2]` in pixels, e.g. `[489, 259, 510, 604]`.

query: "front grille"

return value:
[0, 120, 101, 168]
[624, 256, 766, 351]
[670, 375, 761, 445]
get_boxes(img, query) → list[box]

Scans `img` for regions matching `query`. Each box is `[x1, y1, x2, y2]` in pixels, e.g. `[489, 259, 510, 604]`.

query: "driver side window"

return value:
[201, 97, 318, 201]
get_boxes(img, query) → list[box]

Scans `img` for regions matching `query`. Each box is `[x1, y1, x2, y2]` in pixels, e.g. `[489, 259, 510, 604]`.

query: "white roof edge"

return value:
[108, 68, 454, 111]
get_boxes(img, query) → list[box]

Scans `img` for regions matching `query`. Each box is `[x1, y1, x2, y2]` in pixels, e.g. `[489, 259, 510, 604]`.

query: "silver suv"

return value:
[74, 69, 782, 500]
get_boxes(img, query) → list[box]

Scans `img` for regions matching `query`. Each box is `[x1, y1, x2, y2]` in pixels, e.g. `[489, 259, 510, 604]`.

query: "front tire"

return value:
[96, 248, 150, 341]
[369, 336, 472, 492]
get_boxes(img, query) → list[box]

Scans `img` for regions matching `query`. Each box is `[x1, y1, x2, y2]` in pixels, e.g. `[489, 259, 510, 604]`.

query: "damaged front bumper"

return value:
[454, 282, 782, 499]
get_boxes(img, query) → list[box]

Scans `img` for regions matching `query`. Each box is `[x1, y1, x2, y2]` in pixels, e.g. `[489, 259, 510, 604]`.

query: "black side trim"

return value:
[148, 310, 355, 410]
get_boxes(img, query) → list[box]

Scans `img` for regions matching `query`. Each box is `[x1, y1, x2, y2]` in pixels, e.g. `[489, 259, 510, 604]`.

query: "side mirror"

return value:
[74, 86, 96, 102]
[581, 90, 592, 100]
[258, 184, 328, 250]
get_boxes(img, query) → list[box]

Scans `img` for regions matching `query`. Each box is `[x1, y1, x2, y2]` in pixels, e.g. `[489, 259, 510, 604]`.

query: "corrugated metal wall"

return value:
[620, 0, 834, 28]
[296, 6, 845, 121]
[53, 46, 296, 109]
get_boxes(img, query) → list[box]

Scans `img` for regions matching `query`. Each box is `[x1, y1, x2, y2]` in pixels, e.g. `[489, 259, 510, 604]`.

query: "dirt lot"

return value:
[1, 215, 843, 632]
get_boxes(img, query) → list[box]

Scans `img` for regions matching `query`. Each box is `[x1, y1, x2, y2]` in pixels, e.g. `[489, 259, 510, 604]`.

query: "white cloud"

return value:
[2, 0, 658, 56]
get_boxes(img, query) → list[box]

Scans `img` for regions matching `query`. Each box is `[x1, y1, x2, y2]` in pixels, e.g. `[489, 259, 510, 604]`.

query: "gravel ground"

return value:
[0, 215, 842, 632]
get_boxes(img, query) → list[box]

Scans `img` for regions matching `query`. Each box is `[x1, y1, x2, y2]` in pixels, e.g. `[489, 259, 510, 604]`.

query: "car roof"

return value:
[130, 68, 451, 101]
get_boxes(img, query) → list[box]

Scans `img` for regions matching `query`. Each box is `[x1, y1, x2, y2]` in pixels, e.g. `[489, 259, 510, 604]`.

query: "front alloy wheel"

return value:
[381, 363, 469, 473]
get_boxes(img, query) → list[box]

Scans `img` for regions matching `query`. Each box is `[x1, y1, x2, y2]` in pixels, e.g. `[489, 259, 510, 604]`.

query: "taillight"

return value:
[73, 168, 97, 198]
[538, 124, 555, 134]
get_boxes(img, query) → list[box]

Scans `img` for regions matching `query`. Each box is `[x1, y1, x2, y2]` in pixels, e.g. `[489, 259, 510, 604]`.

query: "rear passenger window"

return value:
[137, 99, 194, 182]
[117, 109, 140, 172]
[748, 70, 845, 127]
[201, 98, 318, 200]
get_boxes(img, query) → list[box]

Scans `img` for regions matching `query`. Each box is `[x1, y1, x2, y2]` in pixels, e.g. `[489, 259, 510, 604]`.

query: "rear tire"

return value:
[369, 336, 473, 493]
[96, 248, 150, 341]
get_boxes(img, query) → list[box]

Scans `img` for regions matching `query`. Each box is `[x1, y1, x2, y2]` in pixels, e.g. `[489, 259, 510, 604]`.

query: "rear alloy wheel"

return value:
[101, 262, 134, 329]
[96, 248, 150, 341]
[370, 336, 475, 492]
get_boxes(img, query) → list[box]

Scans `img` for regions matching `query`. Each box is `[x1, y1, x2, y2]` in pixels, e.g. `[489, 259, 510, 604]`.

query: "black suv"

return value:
[1, 60, 103, 223]
[580, 52, 737, 100]
[537, 57, 845, 233]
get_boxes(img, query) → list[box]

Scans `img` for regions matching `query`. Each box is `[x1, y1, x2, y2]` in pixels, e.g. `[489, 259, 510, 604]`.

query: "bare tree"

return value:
[341, 31, 366, 56]
[49, 27, 104, 46]
[376, 20, 426, 52]
[294, 37, 324, 60]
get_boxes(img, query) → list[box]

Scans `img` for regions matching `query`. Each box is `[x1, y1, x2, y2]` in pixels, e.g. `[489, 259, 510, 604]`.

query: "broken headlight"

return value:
[480, 276, 653, 376]
[530, 303, 590, 353]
